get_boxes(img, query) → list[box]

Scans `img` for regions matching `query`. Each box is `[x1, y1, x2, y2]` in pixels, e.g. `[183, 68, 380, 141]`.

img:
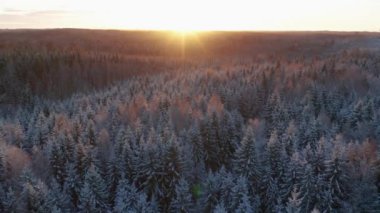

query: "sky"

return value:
[0, 0, 379, 31]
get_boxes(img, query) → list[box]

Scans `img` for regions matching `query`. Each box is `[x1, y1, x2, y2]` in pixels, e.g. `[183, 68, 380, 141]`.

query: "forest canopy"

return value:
[0, 30, 380, 212]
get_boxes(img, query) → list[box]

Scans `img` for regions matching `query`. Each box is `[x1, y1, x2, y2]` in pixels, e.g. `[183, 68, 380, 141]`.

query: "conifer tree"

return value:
[0, 186, 15, 212]
[20, 179, 47, 212]
[32, 112, 50, 148]
[42, 180, 70, 212]
[50, 140, 67, 186]
[159, 137, 184, 211]
[285, 187, 302, 213]
[85, 120, 97, 146]
[114, 177, 155, 213]
[299, 165, 326, 212]
[0, 149, 6, 183]
[64, 163, 81, 208]
[78, 165, 108, 211]
[324, 156, 351, 209]
[266, 130, 285, 179]
[170, 178, 193, 213]
[213, 201, 228, 213]
[280, 151, 303, 203]
[77, 182, 98, 213]
[75, 143, 91, 181]
[233, 126, 261, 188]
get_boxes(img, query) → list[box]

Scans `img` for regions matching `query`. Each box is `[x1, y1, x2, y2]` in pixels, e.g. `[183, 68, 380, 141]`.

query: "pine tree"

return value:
[77, 181, 98, 213]
[114, 177, 155, 213]
[280, 151, 303, 203]
[0, 186, 15, 212]
[159, 138, 184, 211]
[105, 127, 129, 206]
[233, 126, 261, 188]
[72, 119, 82, 144]
[218, 112, 237, 168]
[134, 144, 161, 201]
[63, 133, 76, 162]
[299, 165, 326, 212]
[213, 201, 228, 213]
[283, 121, 299, 156]
[170, 178, 193, 213]
[350, 101, 363, 130]
[189, 124, 204, 166]
[106, 154, 123, 206]
[262, 175, 280, 212]
[0, 149, 6, 183]
[188, 124, 206, 182]
[227, 176, 256, 212]
[285, 187, 302, 213]
[75, 143, 91, 181]
[305, 139, 326, 177]
[41, 180, 70, 212]
[123, 126, 138, 181]
[350, 181, 380, 212]
[79, 165, 108, 210]
[20, 179, 48, 212]
[85, 120, 97, 146]
[64, 163, 81, 208]
[113, 177, 132, 212]
[202, 112, 222, 171]
[235, 193, 254, 213]
[32, 112, 50, 148]
[324, 157, 350, 209]
[266, 130, 285, 180]
[200, 171, 225, 212]
[50, 140, 67, 186]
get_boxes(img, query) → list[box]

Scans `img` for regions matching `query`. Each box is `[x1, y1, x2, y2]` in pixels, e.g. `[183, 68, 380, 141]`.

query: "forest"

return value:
[0, 29, 380, 212]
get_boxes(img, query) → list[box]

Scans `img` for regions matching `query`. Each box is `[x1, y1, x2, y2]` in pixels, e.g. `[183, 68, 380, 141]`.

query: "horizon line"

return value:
[1, 27, 380, 34]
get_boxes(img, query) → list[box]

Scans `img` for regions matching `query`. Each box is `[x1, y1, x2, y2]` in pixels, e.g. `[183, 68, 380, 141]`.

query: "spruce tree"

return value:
[64, 163, 81, 208]
[299, 165, 326, 212]
[285, 186, 302, 213]
[266, 130, 285, 180]
[0, 186, 15, 212]
[324, 157, 350, 209]
[280, 151, 303, 203]
[0, 149, 6, 183]
[159, 137, 184, 211]
[42, 180, 70, 212]
[50, 140, 67, 186]
[78, 165, 108, 211]
[170, 178, 193, 213]
[213, 201, 228, 213]
[114, 177, 155, 213]
[233, 126, 261, 187]
[77, 182, 98, 213]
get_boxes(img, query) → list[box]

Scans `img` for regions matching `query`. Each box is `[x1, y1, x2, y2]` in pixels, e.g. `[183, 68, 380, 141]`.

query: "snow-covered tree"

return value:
[114, 177, 155, 213]
[78, 165, 108, 211]
[233, 126, 261, 188]
[170, 178, 193, 213]
[285, 187, 302, 213]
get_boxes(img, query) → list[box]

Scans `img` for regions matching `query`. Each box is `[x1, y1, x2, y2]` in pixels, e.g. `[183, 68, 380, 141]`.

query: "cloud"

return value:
[1, 8, 72, 16]
[27, 10, 72, 16]
[4, 8, 25, 13]
[0, 9, 81, 28]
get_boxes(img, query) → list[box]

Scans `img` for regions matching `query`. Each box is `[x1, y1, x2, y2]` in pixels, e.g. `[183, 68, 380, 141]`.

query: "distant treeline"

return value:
[0, 29, 378, 104]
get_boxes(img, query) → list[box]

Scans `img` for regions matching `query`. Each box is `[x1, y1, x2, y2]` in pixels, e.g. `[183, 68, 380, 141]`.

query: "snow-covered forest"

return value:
[0, 30, 380, 212]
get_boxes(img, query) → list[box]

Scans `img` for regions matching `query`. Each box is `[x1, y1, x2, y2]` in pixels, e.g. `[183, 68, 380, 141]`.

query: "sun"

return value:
[172, 29, 198, 37]
[165, 29, 206, 58]
[175, 29, 195, 35]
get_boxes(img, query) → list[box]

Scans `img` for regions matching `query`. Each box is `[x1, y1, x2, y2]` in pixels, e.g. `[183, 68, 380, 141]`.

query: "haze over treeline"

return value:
[0, 29, 380, 212]
[0, 29, 378, 102]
